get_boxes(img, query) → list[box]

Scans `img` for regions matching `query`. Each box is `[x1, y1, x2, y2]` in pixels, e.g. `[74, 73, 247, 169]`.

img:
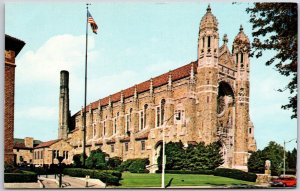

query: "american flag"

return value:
[87, 10, 98, 34]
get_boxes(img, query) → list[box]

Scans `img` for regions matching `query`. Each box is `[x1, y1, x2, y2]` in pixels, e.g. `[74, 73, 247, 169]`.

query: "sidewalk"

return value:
[39, 175, 105, 188]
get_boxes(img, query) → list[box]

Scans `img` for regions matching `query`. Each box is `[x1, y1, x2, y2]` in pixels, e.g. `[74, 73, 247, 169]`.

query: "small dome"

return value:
[200, 4, 218, 30]
[233, 25, 250, 44]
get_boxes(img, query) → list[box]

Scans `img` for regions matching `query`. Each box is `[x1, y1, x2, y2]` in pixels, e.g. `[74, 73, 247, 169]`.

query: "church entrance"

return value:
[148, 141, 162, 173]
[217, 81, 235, 168]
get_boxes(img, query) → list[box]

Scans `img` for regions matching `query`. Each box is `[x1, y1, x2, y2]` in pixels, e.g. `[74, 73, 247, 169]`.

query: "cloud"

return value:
[16, 34, 99, 86]
[16, 106, 57, 120]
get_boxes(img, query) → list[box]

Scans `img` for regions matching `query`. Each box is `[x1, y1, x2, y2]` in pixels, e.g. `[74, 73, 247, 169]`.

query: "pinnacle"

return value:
[239, 25, 244, 32]
[206, 4, 211, 12]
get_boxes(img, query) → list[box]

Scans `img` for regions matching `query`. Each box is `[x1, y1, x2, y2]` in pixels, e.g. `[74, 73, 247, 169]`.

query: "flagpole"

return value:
[83, 3, 90, 167]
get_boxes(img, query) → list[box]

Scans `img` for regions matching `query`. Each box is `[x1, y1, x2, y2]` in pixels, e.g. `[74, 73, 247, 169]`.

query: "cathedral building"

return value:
[59, 5, 256, 172]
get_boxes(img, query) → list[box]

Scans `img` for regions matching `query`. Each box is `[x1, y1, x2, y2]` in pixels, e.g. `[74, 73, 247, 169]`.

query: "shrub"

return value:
[107, 157, 122, 169]
[128, 158, 150, 173]
[63, 168, 121, 185]
[214, 168, 257, 182]
[73, 154, 82, 167]
[117, 159, 135, 172]
[85, 149, 108, 169]
[4, 171, 37, 183]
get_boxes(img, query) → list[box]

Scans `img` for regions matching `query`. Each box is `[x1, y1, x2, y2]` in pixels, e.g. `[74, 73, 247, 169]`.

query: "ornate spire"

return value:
[190, 63, 195, 84]
[120, 90, 124, 104]
[89, 104, 92, 113]
[223, 34, 228, 45]
[134, 85, 138, 100]
[207, 4, 211, 12]
[233, 24, 250, 44]
[200, 4, 218, 30]
[108, 95, 112, 107]
[150, 78, 153, 95]
[167, 71, 172, 91]
[239, 24, 244, 32]
[98, 100, 101, 110]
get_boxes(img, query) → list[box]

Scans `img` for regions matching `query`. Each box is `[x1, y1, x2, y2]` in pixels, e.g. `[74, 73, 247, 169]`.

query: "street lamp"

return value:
[57, 156, 64, 188]
[283, 138, 297, 177]
[161, 113, 176, 188]
[105, 156, 109, 188]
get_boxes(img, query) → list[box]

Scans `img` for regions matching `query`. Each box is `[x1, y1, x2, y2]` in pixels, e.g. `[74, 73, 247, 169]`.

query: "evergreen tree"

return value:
[85, 149, 109, 169]
[248, 141, 285, 175]
[248, 150, 266, 173]
[287, 148, 297, 170]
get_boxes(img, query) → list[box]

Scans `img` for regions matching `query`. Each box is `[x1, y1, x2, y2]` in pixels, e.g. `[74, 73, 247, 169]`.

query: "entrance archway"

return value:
[149, 141, 163, 173]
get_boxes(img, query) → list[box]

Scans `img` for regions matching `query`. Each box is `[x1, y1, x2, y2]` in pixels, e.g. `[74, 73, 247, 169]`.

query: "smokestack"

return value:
[58, 70, 69, 140]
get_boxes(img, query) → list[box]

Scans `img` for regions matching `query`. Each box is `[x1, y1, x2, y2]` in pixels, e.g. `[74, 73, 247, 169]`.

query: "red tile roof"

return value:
[14, 142, 27, 149]
[80, 61, 197, 113]
[34, 139, 61, 149]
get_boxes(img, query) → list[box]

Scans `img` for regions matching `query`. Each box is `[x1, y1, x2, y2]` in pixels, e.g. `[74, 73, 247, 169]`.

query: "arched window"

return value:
[208, 36, 211, 48]
[125, 108, 132, 134]
[202, 37, 205, 48]
[114, 118, 117, 134]
[93, 123, 97, 138]
[161, 99, 166, 126]
[144, 104, 148, 128]
[240, 53, 244, 63]
[103, 121, 106, 136]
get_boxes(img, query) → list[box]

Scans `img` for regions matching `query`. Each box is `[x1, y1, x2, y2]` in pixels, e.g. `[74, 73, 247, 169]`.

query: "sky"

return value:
[5, 2, 297, 151]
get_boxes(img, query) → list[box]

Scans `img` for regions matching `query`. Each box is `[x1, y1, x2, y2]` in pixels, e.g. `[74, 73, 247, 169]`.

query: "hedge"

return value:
[4, 171, 37, 183]
[214, 168, 257, 182]
[127, 158, 150, 173]
[156, 169, 214, 175]
[63, 168, 121, 185]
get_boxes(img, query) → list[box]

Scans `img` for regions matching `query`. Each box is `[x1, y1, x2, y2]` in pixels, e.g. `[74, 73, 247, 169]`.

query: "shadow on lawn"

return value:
[165, 178, 174, 188]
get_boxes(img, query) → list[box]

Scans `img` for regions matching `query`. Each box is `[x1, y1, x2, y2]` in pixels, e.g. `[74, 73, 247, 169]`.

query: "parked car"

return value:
[270, 177, 297, 187]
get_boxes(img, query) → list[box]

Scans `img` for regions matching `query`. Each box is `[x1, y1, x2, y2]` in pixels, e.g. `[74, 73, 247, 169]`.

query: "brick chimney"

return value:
[24, 137, 33, 148]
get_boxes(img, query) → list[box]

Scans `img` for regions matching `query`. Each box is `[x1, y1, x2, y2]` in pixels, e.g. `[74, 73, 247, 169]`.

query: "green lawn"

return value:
[117, 172, 255, 188]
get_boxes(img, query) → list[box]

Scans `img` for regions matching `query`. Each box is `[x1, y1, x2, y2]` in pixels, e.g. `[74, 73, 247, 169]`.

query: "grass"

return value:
[118, 172, 256, 188]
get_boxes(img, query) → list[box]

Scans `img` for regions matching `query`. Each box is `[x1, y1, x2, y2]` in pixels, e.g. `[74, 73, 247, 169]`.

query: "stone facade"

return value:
[60, 5, 257, 172]
[4, 35, 25, 164]
[32, 139, 73, 166]
[13, 137, 42, 165]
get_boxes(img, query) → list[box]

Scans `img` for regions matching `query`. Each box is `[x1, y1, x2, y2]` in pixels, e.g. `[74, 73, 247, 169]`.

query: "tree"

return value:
[246, 3, 298, 119]
[72, 154, 82, 167]
[85, 149, 108, 169]
[158, 141, 223, 171]
[248, 141, 284, 175]
[248, 150, 266, 173]
[287, 148, 297, 170]
[263, 141, 285, 175]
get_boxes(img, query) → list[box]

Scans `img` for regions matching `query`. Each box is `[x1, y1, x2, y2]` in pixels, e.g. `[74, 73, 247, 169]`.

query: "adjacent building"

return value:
[13, 137, 42, 165]
[5, 35, 25, 164]
[32, 139, 73, 166]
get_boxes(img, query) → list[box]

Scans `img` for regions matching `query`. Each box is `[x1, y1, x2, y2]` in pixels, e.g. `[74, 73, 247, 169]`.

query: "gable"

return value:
[218, 45, 236, 70]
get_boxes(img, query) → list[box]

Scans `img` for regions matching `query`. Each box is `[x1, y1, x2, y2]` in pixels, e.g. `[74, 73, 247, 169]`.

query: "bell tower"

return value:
[196, 4, 219, 144]
[232, 25, 250, 170]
